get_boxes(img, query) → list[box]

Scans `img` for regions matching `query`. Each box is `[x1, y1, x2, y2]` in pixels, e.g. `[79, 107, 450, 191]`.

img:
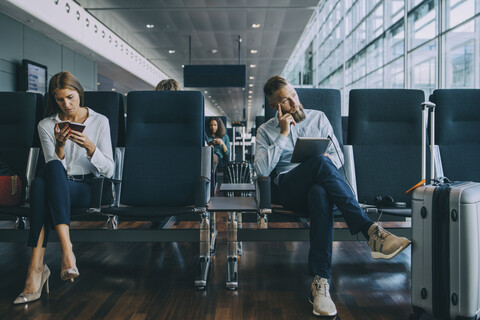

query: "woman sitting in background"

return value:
[14, 71, 114, 304]
[205, 117, 230, 170]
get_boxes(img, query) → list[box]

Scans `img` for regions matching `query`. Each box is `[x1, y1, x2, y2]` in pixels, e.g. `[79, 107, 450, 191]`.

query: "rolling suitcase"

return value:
[410, 103, 480, 320]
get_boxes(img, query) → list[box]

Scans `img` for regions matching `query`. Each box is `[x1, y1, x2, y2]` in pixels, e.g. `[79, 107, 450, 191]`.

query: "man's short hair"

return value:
[264, 75, 289, 101]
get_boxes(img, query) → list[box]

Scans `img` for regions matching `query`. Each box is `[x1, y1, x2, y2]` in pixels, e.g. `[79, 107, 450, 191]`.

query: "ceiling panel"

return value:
[77, 0, 318, 127]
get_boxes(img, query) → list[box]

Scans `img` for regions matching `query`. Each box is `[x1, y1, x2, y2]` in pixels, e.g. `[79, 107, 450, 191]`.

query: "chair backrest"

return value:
[263, 88, 343, 204]
[84, 91, 126, 150]
[84, 91, 126, 205]
[121, 91, 204, 207]
[0, 92, 41, 201]
[254, 115, 265, 136]
[430, 89, 480, 181]
[348, 89, 425, 205]
[264, 88, 343, 147]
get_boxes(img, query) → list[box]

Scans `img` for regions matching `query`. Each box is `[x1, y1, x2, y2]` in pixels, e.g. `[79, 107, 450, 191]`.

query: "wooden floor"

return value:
[0, 214, 437, 320]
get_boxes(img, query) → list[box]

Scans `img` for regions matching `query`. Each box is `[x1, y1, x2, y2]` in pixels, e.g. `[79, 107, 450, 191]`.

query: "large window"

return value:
[445, 21, 476, 87]
[385, 20, 404, 63]
[384, 58, 405, 88]
[408, 0, 437, 49]
[446, 0, 475, 30]
[283, 0, 480, 115]
[410, 40, 437, 94]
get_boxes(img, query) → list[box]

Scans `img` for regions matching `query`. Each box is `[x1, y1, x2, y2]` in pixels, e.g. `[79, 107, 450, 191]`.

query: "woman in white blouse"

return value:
[14, 72, 114, 304]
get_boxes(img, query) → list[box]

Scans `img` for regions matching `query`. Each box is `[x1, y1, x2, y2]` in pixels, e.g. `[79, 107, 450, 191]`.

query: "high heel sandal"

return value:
[60, 266, 79, 282]
[13, 264, 50, 304]
[61, 254, 79, 282]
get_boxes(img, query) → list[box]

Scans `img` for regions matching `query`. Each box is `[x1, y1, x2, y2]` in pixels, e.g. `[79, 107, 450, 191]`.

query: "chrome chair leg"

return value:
[237, 212, 243, 256]
[210, 212, 217, 254]
[257, 212, 268, 229]
[15, 216, 28, 230]
[195, 212, 211, 289]
[226, 211, 238, 289]
[106, 215, 118, 230]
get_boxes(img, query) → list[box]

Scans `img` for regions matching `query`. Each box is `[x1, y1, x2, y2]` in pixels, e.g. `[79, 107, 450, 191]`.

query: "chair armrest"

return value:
[89, 177, 104, 212]
[255, 176, 271, 213]
[106, 178, 122, 184]
[25, 147, 40, 202]
[195, 176, 209, 208]
[201, 146, 213, 180]
[343, 145, 358, 201]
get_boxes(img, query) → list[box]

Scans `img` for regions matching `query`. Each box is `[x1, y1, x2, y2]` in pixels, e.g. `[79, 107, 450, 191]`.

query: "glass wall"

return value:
[283, 0, 480, 115]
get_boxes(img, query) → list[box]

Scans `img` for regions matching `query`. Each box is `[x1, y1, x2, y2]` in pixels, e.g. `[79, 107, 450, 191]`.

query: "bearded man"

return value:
[254, 75, 411, 317]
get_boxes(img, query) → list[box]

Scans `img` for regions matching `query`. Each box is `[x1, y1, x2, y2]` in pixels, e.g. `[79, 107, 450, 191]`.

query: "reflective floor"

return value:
[0, 216, 429, 320]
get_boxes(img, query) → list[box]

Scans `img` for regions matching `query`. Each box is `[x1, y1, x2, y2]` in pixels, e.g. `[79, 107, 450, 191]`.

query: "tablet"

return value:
[58, 121, 86, 133]
[290, 137, 330, 163]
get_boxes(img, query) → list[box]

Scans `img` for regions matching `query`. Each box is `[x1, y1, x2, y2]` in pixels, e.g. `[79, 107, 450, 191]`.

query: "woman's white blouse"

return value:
[37, 107, 114, 178]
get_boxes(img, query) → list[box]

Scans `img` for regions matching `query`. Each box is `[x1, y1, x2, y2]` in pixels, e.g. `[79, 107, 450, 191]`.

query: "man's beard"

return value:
[290, 104, 306, 123]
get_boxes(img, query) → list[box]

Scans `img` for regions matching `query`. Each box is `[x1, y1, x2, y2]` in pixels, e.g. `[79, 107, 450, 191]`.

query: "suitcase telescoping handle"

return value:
[421, 101, 436, 184]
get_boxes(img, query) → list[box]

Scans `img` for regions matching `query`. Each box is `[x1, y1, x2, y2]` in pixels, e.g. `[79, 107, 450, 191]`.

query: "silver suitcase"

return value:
[411, 182, 480, 320]
[410, 102, 480, 320]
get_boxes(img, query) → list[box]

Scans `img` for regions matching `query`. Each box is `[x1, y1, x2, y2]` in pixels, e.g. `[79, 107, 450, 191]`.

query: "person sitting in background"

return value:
[14, 71, 114, 304]
[206, 117, 230, 170]
[155, 79, 181, 91]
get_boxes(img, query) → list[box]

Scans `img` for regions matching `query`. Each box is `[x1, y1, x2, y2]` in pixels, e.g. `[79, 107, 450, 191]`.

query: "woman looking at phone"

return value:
[14, 71, 114, 304]
[205, 117, 230, 170]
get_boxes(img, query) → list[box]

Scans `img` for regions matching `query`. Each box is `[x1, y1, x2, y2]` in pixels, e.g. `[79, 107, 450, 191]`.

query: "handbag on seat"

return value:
[0, 162, 22, 207]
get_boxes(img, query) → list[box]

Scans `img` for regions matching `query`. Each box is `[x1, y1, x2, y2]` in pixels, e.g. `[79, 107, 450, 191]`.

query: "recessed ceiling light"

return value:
[168, 50, 175, 54]
[146, 24, 155, 29]
[111, 88, 116, 91]
[248, 95, 252, 98]
[249, 84, 254, 87]
[250, 64, 256, 68]
[211, 49, 218, 54]
[249, 76, 255, 80]
[248, 91, 253, 94]
[251, 24, 261, 28]
[204, 91, 208, 94]
[250, 49, 258, 54]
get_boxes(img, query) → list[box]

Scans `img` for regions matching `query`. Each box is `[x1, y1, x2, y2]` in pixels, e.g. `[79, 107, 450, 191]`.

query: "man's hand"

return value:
[278, 104, 295, 137]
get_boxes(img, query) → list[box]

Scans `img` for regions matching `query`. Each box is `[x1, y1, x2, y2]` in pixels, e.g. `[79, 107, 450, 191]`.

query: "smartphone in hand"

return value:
[58, 121, 86, 133]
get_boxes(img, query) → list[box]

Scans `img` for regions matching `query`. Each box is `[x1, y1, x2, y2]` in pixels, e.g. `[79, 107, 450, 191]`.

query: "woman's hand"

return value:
[69, 130, 96, 157]
[54, 123, 71, 159]
[213, 138, 228, 154]
[55, 123, 71, 145]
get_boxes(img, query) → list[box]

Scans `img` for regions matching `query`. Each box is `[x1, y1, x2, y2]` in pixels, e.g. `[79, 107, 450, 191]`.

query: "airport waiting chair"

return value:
[221, 88, 357, 289]
[0, 91, 126, 233]
[261, 88, 346, 208]
[102, 91, 213, 288]
[346, 89, 425, 219]
[0, 92, 43, 227]
[254, 115, 265, 136]
[80, 91, 126, 211]
[430, 89, 480, 182]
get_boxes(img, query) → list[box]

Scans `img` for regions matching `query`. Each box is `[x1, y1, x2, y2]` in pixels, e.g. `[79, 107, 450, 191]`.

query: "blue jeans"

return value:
[278, 155, 372, 279]
[28, 160, 91, 247]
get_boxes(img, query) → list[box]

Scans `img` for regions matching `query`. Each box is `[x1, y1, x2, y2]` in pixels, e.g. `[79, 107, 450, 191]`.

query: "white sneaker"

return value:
[309, 276, 337, 316]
